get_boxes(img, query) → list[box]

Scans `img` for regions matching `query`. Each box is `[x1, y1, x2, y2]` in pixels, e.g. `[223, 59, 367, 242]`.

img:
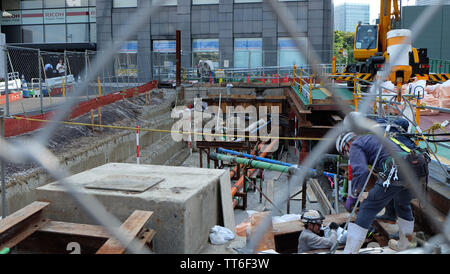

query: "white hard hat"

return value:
[301, 209, 325, 225]
[336, 131, 356, 155]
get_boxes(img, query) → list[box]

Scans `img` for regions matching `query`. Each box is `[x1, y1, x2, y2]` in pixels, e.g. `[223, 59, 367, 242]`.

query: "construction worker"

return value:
[336, 129, 428, 253]
[297, 209, 339, 253]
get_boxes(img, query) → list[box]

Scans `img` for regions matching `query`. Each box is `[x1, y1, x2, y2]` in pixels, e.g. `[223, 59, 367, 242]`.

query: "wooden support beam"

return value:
[0, 201, 50, 250]
[96, 210, 153, 254]
[39, 221, 112, 239]
[309, 179, 336, 215]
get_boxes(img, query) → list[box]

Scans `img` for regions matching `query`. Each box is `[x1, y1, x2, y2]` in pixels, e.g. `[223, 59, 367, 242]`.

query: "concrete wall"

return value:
[402, 5, 450, 60]
[0, 94, 189, 216]
[96, 0, 333, 77]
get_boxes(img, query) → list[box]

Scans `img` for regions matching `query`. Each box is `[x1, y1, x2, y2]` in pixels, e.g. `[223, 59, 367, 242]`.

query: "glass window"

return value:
[90, 22, 96, 42]
[234, 38, 262, 69]
[2, 26, 22, 43]
[153, 40, 177, 79]
[161, 0, 177, 5]
[22, 25, 44, 43]
[45, 24, 66, 42]
[192, 0, 219, 4]
[44, 0, 65, 8]
[21, 0, 43, 9]
[113, 0, 137, 8]
[2, 0, 20, 10]
[66, 8, 89, 23]
[115, 41, 137, 77]
[65, 0, 88, 7]
[193, 39, 219, 69]
[355, 25, 377, 50]
[22, 9, 44, 24]
[67, 23, 88, 42]
[89, 7, 96, 22]
[278, 37, 307, 67]
[234, 0, 262, 2]
[88, 0, 95, 6]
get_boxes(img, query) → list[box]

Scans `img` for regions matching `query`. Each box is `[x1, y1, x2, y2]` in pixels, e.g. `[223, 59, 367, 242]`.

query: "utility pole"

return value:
[1, 107, 5, 218]
[176, 30, 181, 87]
[4, 46, 9, 117]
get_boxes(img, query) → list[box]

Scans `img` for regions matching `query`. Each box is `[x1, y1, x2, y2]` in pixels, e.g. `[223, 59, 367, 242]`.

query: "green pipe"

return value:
[0, 247, 10, 254]
[210, 152, 292, 174]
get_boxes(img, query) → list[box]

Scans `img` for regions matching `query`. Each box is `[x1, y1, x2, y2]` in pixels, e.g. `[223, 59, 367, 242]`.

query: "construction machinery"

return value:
[344, 0, 429, 82]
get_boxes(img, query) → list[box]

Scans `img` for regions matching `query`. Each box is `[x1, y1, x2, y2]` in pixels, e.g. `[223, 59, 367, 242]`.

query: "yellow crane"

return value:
[346, 0, 429, 82]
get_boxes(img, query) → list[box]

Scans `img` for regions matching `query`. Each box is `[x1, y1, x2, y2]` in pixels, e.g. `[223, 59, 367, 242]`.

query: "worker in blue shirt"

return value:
[336, 130, 425, 253]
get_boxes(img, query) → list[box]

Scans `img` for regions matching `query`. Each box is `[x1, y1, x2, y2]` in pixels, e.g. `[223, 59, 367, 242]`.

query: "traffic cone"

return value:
[247, 74, 250, 83]
[262, 74, 265, 84]
[284, 74, 288, 83]
[210, 73, 213, 84]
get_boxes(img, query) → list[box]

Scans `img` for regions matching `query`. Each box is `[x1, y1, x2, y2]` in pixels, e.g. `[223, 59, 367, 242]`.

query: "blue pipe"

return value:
[217, 147, 340, 179]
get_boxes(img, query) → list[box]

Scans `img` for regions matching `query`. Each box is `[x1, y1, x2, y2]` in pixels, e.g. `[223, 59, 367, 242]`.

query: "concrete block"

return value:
[36, 163, 234, 254]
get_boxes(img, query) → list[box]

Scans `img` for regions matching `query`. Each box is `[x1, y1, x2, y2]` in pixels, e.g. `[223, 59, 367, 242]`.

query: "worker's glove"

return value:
[329, 222, 339, 230]
[345, 196, 356, 212]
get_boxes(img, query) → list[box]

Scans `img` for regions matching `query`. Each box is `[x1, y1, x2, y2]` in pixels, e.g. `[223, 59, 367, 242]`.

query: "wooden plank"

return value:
[39, 221, 112, 239]
[273, 212, 351, 236]
[0, 201, 49, 234]
[96, 210, 153, 254]
[306, 186, 318, 203]
[0, 218, 50, 250]
[0, 201, 50, 249]
[264, 180, 275, 209]
[309, 179, 336, 215]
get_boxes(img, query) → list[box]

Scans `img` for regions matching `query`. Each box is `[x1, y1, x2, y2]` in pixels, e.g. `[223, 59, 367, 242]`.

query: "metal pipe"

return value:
[4, 46, 9, 117]
[1, 107, 5, 218]
[210, 152, 291, 174]
[217, 147, 340, 179]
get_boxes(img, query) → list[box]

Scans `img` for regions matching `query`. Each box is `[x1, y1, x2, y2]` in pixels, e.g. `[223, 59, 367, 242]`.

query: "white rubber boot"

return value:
[388, 217, 417, 251]
[342, 223, 368, 254]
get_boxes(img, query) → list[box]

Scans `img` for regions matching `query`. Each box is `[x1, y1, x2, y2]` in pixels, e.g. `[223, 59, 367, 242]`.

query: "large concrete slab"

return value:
[36, 163, 234, 254]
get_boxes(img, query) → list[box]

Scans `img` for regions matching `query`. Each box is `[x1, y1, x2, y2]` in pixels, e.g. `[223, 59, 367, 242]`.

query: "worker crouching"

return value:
[297, 209, 339, 253]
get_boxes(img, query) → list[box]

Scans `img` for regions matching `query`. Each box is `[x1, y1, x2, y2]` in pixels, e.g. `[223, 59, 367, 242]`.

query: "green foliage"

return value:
[334, 30, 355, 64]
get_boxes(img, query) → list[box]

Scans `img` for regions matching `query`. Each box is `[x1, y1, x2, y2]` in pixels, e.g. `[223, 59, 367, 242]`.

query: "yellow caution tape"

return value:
[11, 116, 327, 141]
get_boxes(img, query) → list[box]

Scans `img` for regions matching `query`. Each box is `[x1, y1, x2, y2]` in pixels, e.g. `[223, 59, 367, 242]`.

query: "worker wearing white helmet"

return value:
[297, 209, 339, 253]
[336, 129, 422, 253]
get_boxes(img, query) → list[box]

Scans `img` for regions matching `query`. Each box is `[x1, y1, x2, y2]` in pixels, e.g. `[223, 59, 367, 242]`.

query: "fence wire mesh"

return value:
[0, 0, 448, 255]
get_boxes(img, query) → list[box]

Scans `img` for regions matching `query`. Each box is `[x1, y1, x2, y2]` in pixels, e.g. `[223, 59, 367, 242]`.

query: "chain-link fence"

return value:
[0, 0, 448, 255]
[0, 46, 147, 116]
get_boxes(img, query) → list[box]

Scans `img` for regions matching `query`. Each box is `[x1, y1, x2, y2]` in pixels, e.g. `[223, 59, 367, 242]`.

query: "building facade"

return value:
[1, 0, 333, 82]
[402, 5, 450, 60]
[415, 0, 450, 5]
[334, 3, 369, 33]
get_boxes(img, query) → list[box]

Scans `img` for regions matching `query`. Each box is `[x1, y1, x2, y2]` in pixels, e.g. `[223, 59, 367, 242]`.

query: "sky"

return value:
[333, 0, 417, 24]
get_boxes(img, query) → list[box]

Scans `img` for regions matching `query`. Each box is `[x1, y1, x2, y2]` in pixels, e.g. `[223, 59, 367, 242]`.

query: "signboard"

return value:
[44, 9, 66, 24]
[193, 39, 219, 52]
[234, 38, 262, 51]
[119, 41, 138, 53]
[153, 40, 176, 53]
[22, 10, 43, 25]
[1, 10, 21, 25]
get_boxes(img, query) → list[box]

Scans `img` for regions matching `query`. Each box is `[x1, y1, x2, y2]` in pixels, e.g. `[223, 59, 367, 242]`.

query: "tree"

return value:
[334, 30, 355, 66]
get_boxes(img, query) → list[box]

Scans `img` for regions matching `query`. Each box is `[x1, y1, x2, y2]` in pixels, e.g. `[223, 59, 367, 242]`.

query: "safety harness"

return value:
[378, 136, 430, 191]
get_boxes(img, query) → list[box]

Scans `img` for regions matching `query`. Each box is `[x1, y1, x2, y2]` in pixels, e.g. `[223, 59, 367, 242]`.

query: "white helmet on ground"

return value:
[301, 209, 325, 225]
[336, 131, 356, 155]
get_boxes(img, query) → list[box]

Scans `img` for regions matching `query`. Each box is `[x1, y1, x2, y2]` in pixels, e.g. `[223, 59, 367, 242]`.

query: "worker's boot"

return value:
[388, 217, 417, 251]
[342, 223, 368, 254]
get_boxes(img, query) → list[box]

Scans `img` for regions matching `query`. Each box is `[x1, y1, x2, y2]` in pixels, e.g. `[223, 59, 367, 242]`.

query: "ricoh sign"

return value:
[44, 9, 65, 24]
